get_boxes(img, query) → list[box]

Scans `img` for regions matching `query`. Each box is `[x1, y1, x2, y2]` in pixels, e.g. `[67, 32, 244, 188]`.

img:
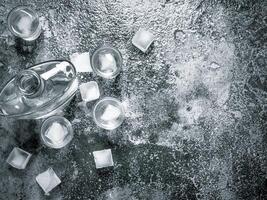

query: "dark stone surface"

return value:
[0, 0, 266, 199]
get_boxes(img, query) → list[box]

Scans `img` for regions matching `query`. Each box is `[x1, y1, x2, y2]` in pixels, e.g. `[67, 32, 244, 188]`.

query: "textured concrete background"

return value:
[0, 0, 266, 199]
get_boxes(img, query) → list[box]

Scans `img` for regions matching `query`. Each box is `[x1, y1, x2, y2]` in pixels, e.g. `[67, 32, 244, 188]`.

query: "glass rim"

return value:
[92, 97, 125, 130]
[91, 46, 123, 79]
[15, 69, 43, 97]
[40, 115, 74, 149]
[7, 5, 41, 39]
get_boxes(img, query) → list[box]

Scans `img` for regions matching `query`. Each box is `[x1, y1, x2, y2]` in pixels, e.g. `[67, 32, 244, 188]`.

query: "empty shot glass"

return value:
[91, 46, 122, 79]
[7, 6, 42, 41]
[93, 97, 125, 130]
[41, 116, 74, 149]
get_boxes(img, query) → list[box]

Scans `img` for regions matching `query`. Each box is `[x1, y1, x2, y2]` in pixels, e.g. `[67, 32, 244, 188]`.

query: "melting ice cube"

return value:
[6, 147, 32, 169]
[70, 52, 92, 72]
[36, 168, 61, 194]
[99, 53, 117, 73]
[100, 104, 121, 121]
[79, 81, 100, 102]
[45, 122, 68, 144]
[132, 29, 155, 53]
[93, 149, 114, 169]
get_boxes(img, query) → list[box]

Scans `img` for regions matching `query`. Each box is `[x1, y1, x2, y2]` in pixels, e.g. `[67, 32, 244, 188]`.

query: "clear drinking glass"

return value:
[41, 116, 74, 149]
[7, 6, 42, 41]
[91, 46, 122, 79]
[93, 97, 125, 130]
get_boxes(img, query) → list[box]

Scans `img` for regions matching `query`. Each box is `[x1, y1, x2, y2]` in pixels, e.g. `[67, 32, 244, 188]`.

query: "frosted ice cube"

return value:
[6, 147, 32, 169]
[36, 168, 61, 194]
[70, 52, 92, 72]
[99, 53, 117, 73]
[132, 29, 155, 53]
[93, 149, 114, 169]
[100, 104, 121, 121]
[17, 16, 33, 36]
[45, 122, 68, 144]
[79, 81, 100, 102]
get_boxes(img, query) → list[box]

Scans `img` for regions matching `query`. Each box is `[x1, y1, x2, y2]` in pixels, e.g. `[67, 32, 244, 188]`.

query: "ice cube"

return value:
[93, 149, 114, 169]
[6, 147, 32, 169]
[36, 168, 61, 194]
[17, 16, 33, 36]
[45, 122, 68, 144]
[100, 104, 121, 121]
[99, 53, 117, 73]
[79, 81, 100, 102]
[132, 29, 155, 53]
[70, 52, 92, 72]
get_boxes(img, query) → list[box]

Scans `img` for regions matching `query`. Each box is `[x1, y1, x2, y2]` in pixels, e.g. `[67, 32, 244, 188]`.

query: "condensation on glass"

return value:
[91, 46, 123, 79]
[7, 6, 42, 41]
[41, 116, 74, 149]
[93, 97, 125, 130]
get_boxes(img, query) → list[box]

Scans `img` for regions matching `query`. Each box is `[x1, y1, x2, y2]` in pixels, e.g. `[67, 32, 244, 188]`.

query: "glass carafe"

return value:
[0, 60, 78, 119]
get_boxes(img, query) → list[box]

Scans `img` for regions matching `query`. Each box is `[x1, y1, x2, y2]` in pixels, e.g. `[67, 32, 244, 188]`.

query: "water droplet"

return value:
[209, 62, 221, 69]
[174, 29, 186, 42]
[186, 106, 192, 111]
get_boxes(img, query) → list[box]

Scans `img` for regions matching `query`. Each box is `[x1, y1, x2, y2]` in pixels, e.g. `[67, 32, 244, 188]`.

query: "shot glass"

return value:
[91, 46, 122, 79]
[93, 97, 125, 130]
[7, 6, 42, 41]
[41, 116, 74, 149]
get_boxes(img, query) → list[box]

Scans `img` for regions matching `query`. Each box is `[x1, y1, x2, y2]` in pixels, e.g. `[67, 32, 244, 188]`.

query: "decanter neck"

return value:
[16, 69, 44, 98]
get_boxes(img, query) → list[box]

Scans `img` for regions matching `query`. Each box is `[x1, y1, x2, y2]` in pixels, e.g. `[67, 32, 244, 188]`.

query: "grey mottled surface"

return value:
[0, 0, 266, 199]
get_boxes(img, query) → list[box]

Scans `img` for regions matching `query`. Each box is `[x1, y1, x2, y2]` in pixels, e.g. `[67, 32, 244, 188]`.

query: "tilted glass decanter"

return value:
[0, 60, 78, 119]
